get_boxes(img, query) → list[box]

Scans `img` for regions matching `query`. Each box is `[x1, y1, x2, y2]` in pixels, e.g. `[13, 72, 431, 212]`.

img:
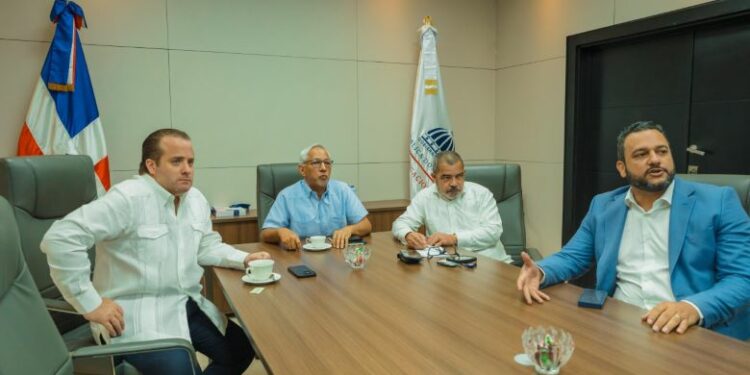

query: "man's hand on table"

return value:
[405, 231, 428, 249]
[278, 228, 302, 250]
[516, 252, 550, 305]
[642, 301, 700, 334]
[332, 226, 353, 248]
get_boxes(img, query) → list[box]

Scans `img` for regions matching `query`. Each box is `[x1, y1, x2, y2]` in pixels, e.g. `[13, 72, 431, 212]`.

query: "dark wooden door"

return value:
[688, 18, 750, 174]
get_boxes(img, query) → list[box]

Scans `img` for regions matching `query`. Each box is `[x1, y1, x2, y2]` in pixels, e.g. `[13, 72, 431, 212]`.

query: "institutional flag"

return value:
[17, 0, 110, 195]
[408, 16, 454, 198]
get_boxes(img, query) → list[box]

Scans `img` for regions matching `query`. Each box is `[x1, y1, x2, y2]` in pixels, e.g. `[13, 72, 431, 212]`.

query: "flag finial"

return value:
[422, 16, 432, 27]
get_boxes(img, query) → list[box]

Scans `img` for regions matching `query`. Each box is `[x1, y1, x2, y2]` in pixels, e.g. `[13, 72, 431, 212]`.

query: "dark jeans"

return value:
[119, 299, 254, 375]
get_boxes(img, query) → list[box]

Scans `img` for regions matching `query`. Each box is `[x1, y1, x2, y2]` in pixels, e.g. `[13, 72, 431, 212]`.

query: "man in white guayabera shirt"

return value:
[42, 129, 270, 374]
[392, 151, 511, 263]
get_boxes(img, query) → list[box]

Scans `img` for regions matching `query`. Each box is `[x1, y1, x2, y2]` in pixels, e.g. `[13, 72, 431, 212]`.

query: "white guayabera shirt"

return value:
[392, 182, 511, 263]
[42, 174, 247, 344]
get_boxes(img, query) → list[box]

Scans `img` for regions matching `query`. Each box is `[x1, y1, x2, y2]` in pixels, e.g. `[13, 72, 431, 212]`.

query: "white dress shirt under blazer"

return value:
[41, 175, 248, 344]
[392, 182, 510, 262]
[615, 182, 703, 319]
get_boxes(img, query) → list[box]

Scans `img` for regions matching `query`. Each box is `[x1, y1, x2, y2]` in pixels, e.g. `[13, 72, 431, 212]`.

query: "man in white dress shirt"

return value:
[392, 151, 511, 262]
[42, 129, 270, 374]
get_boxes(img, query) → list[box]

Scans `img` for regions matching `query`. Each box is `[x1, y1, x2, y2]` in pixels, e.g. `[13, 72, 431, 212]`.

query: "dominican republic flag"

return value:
[17, 0, 110, 195]
[408, 16, 454, 198]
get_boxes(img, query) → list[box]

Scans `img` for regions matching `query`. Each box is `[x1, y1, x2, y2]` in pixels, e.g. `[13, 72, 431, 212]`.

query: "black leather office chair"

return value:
[0, 155, 97, 337]
[678, 174, 750, 214]
[464, 163, 542, 266]
[256, 163, 301, 232]
[0, 195, 198, 375]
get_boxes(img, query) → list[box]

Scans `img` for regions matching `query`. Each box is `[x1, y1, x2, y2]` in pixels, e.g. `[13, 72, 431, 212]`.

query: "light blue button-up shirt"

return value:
[262, 180, 368, 238]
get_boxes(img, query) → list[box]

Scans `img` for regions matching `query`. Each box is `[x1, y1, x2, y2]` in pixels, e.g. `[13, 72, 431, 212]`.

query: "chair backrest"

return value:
[677, 174, 750, 214]
[464, 164, 526, 260]
[0, 195, 73, 375]
[256, 163, 301, 231]
[0, 155, 98, 332]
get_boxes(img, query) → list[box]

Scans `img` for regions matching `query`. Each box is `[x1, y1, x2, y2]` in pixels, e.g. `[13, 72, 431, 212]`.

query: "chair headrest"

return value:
[464, 164, 522, 201]
[257, 163, 301, 199]
[677, 174, 750, 213]
[0, 196, 23, 296]
[0, 156, 98, 219]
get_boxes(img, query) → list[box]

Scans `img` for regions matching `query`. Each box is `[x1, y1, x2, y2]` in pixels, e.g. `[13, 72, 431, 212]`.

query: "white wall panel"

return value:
[495, 58, 565, 163]
[357, 62, 414, 164]
[0, 0, 168, 48]
[358, 0, 496, 68]
[0, 40, 47, 158]
[170, 50, 357, 168]
[168, 0, 356, 59]
[86, 46, 171, 171]
[358, 162, 409, 201]
[443, 66, 496, 161]
[496, 0, 614, 68]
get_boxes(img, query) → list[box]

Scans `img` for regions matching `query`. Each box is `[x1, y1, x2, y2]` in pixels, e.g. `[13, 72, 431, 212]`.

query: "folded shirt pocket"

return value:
[135, 224, 170, 261]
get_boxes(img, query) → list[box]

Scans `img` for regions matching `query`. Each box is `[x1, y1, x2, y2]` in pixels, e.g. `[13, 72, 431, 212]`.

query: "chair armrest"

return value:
[71, 338, 197, 363]
[44, 298, 78, 314]
[525, 247, 543, 261]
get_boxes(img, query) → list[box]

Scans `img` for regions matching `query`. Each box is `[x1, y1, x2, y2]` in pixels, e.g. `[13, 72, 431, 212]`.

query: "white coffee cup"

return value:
[307, 235, 326, 246]
[245, 259, 274, 281]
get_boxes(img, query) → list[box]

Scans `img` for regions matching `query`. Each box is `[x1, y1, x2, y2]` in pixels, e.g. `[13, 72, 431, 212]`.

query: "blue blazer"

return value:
[539, 177, 750, 340]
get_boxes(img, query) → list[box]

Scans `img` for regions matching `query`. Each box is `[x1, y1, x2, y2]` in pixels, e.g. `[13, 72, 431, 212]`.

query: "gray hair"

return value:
[616, 121, 668, 161]
[432, 151, 464, 174]
[298, 144, 328, 165]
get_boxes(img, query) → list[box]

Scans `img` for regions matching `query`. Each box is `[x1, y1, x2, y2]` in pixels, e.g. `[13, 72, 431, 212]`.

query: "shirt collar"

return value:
[139, 174, 182, 206]
[624, 180, 675, 211]
[301, 180, 329, 201]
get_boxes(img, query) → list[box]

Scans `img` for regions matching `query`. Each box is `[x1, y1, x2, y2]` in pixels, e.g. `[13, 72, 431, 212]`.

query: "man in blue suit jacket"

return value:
[517, 121, 750, 340]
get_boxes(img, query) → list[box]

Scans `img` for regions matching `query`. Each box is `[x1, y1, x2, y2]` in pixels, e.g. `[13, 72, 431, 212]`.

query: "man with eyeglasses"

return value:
[261, 144, 372, 249]
[392, 151, 511, 263]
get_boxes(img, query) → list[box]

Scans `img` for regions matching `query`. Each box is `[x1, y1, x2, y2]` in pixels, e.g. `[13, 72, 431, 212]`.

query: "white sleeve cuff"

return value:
[396, 229, 412, 243]
[226, 249, 248, 270]
[74, 290, 104, 315]
[681, 300, 704, 326]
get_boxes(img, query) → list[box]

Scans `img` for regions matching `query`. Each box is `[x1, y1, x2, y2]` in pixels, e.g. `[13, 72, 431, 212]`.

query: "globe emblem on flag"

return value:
[420, 127, 455, 154]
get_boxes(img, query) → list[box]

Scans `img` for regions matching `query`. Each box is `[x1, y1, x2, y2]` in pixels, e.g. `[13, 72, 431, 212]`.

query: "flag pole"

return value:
[422, 15, 432, 26]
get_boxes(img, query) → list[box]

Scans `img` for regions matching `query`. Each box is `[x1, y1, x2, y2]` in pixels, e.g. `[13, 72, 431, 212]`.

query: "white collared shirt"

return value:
[392, 182, 510, 262]
[41, 175, 247, 344]
[614, 182, 676, 309]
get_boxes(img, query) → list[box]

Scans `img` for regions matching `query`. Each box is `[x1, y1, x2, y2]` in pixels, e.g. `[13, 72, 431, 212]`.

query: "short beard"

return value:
[440, 187, 461, 200]
[625, 168, 675, 193]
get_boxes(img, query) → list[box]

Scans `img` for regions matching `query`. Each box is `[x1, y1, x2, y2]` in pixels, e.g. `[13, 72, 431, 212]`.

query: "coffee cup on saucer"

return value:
[245, 259, 274, 282]
[306, 235, 326, 246]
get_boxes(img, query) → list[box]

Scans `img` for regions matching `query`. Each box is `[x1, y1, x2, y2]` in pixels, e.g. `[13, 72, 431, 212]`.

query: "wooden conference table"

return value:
[213, 232, 749, 374]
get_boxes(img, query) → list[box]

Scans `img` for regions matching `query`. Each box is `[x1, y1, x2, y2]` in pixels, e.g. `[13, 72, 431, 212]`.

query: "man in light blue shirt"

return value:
[260, 144, 372, 249]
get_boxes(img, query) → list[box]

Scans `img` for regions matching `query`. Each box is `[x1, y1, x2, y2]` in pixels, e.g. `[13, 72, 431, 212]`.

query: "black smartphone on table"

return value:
[349, 236, 366, 244]
[288, 264, 317, 278]
[578, 288, 607, 309]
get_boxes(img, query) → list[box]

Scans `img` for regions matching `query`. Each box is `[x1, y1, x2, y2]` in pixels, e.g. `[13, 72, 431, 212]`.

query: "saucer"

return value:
[242, 272, 281, 285]
[303, 243, 332, 251]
